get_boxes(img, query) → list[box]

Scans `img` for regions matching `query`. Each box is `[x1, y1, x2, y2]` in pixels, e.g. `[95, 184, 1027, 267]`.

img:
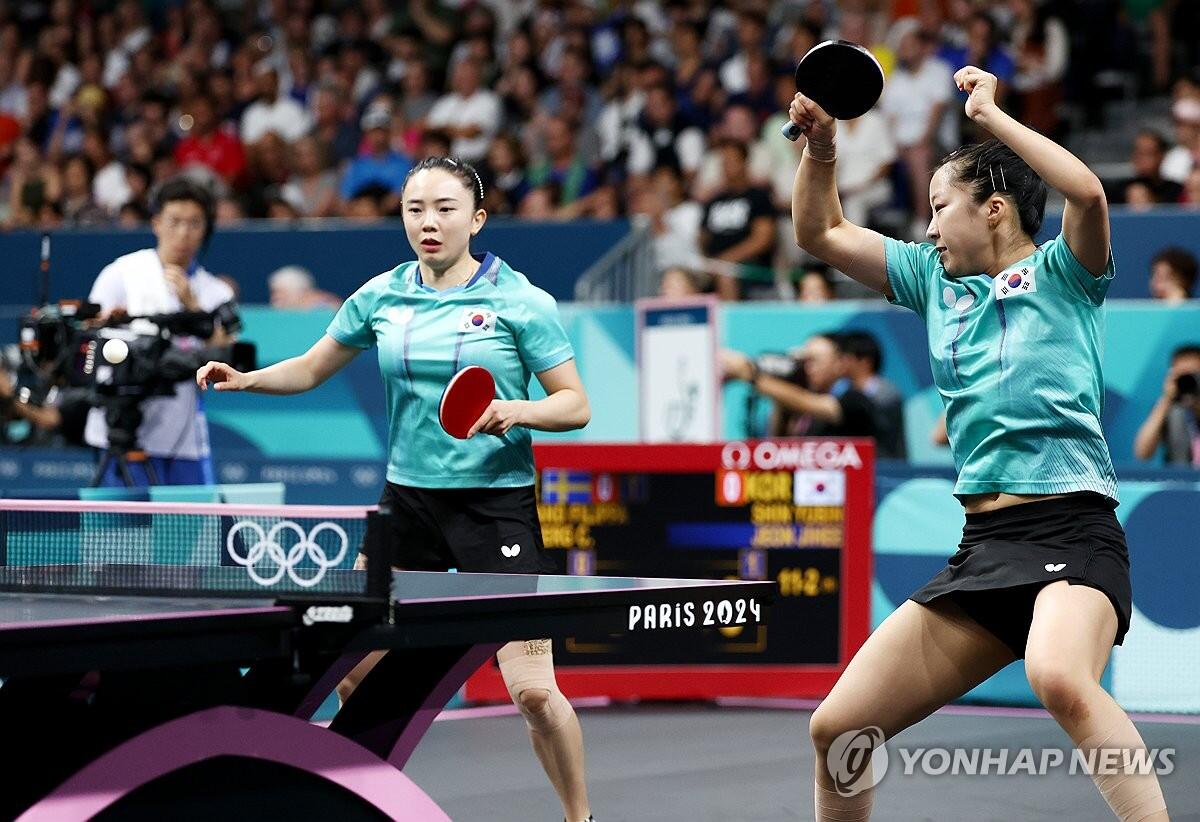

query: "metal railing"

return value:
[573, 216, 657, 303]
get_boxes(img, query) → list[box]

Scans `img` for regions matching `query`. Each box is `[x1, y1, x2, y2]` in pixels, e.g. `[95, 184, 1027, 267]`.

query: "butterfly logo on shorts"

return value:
[1044, 563, 1066, 572]
[501, 543, 521, 558]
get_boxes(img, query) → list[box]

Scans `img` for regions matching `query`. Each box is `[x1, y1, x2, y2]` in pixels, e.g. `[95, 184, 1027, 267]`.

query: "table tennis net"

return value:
[0, 499, 378, 598]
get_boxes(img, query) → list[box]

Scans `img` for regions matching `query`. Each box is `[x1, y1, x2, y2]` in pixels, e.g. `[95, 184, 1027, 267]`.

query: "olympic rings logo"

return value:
[225, 520, 349, 588]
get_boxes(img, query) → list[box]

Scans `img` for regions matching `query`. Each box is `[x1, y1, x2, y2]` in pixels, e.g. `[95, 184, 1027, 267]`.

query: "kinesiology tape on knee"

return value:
[1078, 726, 1167, 822]
[497, 640, 572, 734]
[814, 784, 873, 822]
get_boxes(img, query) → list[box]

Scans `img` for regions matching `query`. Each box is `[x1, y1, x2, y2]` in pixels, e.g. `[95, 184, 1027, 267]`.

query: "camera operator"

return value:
[721, 331, 880, 442]
[83, 177, 236, 486]
[1133, 344, 1200, 466]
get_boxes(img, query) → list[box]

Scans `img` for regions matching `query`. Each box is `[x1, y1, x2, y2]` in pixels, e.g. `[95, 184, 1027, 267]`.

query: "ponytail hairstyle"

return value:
[937, 139, 1048, 239]
[402, 156, 485, 210]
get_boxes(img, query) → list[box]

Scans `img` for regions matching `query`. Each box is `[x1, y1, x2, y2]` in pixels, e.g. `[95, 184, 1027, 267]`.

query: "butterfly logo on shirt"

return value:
[942, 286, 975, 313]
[386, 306, 415, 325]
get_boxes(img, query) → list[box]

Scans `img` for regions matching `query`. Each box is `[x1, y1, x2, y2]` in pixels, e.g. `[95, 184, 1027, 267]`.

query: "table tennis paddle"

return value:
[439, 365, 496, 439]
[781, 40, 886, 141]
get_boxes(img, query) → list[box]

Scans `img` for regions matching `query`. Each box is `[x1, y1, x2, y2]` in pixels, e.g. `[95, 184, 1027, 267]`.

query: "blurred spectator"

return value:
[214, 196, 245, 225]
[1148, 248, 1198, 303]
[836, 111, 897, 227]
[881, 25, 954, 236]
[60, 155, 108, 226]
[693, 103, 773, 203]
[1114, 130, 1182, 205]
[1134, 345, 1200, 466]
[1008, 0, 1069, 137]
[268, 265, 342, 309]
[173, 96, 247, 187]
[838, 330, 907, 459]
[345, 184, 387, 222]
[240, 63, 312, 145]
[414, 128, 452, 161]
[1183, 167, 1200, 208]
[719, 11, 768, 95]
[1162, 98, 1200, 184]
[658, 266, 714, 298]
[6, 136, 61, 227]
[540, 47, 601, 125]
[526, 114, 600, 208]
[726, 51, 778, 126]
[339, 104, 412, 214]
[518, 185, 558, 219]
[699, 140, 777, 301]
[310, 83, 361, 167]
[626, 83, 706, 183]
[480, 134, 529, 215]
[939, 12, 1016, 93]
[797, 266, 836, 304]
[939, 11, 1014, 145]
[636, 164, 703, 272]
[426, 58, 501, 163]
[82, 128, 130, 216]
[280, 136, 339, 219]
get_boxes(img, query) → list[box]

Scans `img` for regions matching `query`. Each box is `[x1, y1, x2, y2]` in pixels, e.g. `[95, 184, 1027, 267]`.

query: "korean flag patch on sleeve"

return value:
[995, 265, 1037, 300]
[459, 307, 497, 333]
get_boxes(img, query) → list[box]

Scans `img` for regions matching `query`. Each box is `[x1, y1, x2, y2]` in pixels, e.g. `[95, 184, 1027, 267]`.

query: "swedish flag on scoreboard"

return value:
[540, 469, 592, 504]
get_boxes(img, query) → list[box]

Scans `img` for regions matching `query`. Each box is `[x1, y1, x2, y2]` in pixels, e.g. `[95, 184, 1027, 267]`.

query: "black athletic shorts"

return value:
[909, 493, 1132, 658]
[372, 482, 548, 574]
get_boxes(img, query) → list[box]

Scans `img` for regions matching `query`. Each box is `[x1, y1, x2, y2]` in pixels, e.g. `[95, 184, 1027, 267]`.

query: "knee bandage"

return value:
[1078, 726, 1167, 822]
[497, 639, 573, 735]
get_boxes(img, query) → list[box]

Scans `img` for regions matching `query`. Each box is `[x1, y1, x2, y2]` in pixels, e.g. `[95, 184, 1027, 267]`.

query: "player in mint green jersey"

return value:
[788, 67, 1167, 821]
[196, 157, 595, 822]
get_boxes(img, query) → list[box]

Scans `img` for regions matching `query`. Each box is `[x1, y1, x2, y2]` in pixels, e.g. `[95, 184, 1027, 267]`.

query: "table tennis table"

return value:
[0, 566, 775, 820]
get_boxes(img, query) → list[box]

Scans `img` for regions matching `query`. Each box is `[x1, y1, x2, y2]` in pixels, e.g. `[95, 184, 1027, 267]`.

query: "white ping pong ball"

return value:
[102, 338, 129, 365]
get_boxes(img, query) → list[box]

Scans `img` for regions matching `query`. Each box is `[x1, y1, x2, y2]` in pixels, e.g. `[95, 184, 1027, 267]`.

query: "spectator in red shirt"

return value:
[173, 95, 246, 187]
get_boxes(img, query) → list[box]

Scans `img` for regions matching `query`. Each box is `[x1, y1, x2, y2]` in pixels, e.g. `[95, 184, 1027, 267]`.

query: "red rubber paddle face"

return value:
[439, 365, 496, 439]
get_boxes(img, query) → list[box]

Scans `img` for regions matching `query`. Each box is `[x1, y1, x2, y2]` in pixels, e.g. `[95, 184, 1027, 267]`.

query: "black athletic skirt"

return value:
[909, 493, 1131, 658]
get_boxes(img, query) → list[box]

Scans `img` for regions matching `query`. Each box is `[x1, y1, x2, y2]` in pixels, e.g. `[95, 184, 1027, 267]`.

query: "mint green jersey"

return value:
[327, 253, 574, 488]
[885, 233, 1119, 501]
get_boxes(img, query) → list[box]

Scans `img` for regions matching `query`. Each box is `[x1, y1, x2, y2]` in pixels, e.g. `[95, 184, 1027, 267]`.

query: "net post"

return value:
[363, 505, 393, 613]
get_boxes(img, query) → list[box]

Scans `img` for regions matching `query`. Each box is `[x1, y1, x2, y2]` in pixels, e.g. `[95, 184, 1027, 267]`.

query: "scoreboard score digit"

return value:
[465, 440, 874, 701]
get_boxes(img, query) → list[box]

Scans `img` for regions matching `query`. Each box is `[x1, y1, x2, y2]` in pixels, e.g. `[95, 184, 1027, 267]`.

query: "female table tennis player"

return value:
[196, 156, 595, 822]
[789, 66, 1168, 821]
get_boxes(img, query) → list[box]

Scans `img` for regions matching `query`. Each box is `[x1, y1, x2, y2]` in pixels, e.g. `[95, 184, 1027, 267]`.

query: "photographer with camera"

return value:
[721, 331, 881, 444]
[1134, 344, 1200, 466]
[83, 177, 237, 486]
[0, 361, 90, 447]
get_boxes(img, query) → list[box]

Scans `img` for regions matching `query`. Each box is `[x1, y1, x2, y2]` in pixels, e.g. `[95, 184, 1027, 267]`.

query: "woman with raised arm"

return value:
[789, 67, 1168, 821]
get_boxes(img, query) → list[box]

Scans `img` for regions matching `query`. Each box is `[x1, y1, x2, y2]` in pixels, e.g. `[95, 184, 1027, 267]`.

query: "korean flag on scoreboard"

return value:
[793, 470, 845, 506]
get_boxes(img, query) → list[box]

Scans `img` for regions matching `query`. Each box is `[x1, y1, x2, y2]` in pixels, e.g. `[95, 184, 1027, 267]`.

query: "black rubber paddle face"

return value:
[794, 40, 885, 121]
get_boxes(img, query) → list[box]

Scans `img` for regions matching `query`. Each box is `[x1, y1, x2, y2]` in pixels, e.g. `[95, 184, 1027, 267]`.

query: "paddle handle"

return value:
[781, 120, 807, 141]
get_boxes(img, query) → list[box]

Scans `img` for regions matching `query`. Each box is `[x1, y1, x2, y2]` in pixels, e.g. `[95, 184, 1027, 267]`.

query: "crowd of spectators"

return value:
[0, 0, 1197, 301]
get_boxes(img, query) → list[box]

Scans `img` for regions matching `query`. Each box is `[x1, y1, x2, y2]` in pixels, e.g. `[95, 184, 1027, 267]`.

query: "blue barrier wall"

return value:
[0, 209, 1193, 308]
[0, 218, 630, 305]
